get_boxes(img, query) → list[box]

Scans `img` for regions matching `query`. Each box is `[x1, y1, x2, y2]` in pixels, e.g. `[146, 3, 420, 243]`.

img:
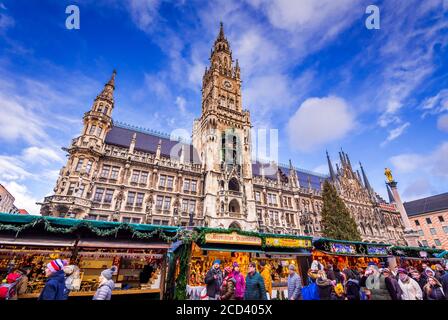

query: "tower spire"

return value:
[326, 150, 336, 181]
[218, 21, 225, 40]
[96, 69, 116, 103]
[359, 162, 373, 193]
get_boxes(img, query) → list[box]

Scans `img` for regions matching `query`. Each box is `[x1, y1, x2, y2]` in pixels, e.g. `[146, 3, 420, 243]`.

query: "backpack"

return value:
[334, 283, 344, 297]
[0, 282, 18, 300]
[302, 282, 320, 300]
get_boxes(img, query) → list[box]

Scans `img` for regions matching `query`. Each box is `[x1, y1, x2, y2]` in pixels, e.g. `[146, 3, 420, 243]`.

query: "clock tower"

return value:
[192, 23, 257, 230]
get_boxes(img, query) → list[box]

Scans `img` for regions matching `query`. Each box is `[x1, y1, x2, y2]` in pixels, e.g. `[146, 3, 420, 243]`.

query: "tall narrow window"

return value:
[182, 199, 188, 212]
[131, 171, 140, 183]
[75, 159, 84, 172]
[77, 184, 85, 197]
[67, 183, 76, 196]
[104, 189, 114, 204]
[156, 196, 163, 209]
[183, 179, 190, 192]
[136, 193, 144, 207]
[127, 192, 136, 206]
[85, 160, 92, 174]
[191, 180, 197, 193]
[110, 167, 119, 180]
[167, 176, 174, 189]
[159, 175, 166, 188]
[163, 197, 171, 210]
[101, 165, 111, 178]
[189, 200, 196, 213]
[140, 172, 148, 184]
[89, 125, 97, 135]
[93, 188, 104, 202]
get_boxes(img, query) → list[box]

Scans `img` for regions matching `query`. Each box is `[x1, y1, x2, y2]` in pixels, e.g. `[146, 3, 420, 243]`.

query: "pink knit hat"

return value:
[46, 259, 64, 273]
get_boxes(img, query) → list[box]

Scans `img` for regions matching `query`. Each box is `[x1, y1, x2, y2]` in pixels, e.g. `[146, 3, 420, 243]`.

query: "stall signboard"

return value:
[265, 237, 311, 248]
[204, 232, 262, 246]
[367, 246, 389, 256]
[330, 243, 357, 254]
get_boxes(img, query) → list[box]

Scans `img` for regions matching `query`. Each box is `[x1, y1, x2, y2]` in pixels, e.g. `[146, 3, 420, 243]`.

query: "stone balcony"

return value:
[43, 195, 92, 208]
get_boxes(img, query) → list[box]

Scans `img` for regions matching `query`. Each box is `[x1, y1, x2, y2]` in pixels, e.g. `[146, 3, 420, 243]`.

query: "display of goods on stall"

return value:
[0, 213, 181, 299]
[390, 245, 448, 270]
[312, 238, 391, 270]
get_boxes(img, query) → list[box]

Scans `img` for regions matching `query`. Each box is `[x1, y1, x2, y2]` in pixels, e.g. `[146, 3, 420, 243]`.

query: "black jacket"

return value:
[441, 273, 448, 300]
[385, 276, 402, 300]
[316, 278, 333, 300]
[204, 268, 223, 298]
[345, 279, 360, 300]
[424, 285, 445, 300]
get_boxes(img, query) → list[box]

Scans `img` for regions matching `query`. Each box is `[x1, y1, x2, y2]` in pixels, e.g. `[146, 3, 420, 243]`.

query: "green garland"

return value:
[0, 217, 192, 243]
[174, 243, 192, 300]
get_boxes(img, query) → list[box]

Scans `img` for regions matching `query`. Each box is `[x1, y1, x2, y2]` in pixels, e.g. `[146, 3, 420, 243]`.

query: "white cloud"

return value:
[0, 4, 14, 33]
[0, 156, 32, 181]
[287, 96, 355, 152]
[422, 89, 448, 115]
[22, 146, 64, 165]
[437, 114, 448, 132]
[390, 142, 448, 178]
[175, 96, 187, 114]
[3, 181, 40, 214]
[125, 0, 160, 31]
[403, 178, 434, 201]
[381, 122, 410, 146]
[0, 93, 48, 144]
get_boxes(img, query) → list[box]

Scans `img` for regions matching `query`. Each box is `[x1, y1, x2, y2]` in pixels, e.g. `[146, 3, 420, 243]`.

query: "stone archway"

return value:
[229, 199, 240, 213]
[229, 221, 241, 230]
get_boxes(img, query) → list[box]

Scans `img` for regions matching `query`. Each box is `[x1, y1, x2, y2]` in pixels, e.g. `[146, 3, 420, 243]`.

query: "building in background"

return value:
[405, 193, 448, 249]
[0, 184, 15, 214]
[39, 24, 405, 245]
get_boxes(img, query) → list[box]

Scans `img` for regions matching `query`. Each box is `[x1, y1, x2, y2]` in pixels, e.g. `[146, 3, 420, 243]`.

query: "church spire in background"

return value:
[326, 150, 336, 181]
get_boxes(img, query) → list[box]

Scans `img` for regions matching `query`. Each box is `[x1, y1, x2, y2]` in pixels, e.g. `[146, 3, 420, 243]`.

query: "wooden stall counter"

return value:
[19, 288, 161, 299]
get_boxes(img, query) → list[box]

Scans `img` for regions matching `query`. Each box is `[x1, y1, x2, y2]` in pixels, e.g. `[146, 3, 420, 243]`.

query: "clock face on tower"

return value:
[223, 80, 232, 90]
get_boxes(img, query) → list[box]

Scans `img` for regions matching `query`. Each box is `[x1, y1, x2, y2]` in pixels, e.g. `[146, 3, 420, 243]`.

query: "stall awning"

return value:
[199, 246, 263, 254]
[0, 236, 75, 247]
[263, 251, 311, 256]
[77, 240, 170, 249]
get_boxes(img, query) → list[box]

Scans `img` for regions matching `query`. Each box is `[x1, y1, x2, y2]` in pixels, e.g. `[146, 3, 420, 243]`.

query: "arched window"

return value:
[228, 178, 240, 192]
[229, 221, 241, 230]
[229, 199, 240, 213]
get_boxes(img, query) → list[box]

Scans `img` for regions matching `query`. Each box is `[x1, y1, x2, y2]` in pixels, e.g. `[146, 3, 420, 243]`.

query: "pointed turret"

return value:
[218, 21, 225, 41]
[129, 132, 137, 153]
[96, 69, 116, 103]
[326, 151, 336, 181]
[356, 170, 363, 186]
[288, 159, 298, 188]
[359, 162, 373, 193]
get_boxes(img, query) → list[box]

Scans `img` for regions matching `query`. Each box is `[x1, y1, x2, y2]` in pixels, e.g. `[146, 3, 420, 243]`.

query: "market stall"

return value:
[182, 228, 312, 300]
[390, 246, 448, 270]
[0, 213, 182, 300]
[312, 238, 391, 272]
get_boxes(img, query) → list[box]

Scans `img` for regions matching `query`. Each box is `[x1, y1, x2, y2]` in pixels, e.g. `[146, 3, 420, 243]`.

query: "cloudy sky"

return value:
[0, 0, 447, 214]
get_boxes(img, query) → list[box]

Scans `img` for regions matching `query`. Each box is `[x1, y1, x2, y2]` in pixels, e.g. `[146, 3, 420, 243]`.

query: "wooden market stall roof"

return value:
[0, 212, 181, 245]
[390, 245, 448, 260]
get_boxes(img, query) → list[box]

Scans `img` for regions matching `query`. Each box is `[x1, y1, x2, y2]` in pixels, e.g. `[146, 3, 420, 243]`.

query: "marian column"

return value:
[384, 168, 419, 247]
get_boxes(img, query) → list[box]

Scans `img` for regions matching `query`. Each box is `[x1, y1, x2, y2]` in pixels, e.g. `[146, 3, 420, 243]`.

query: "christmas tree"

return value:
[321, 180, 362, 241]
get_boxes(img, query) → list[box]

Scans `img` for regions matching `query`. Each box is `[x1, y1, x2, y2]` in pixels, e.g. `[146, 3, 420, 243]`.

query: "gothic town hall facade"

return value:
[39, 24, 406, 245]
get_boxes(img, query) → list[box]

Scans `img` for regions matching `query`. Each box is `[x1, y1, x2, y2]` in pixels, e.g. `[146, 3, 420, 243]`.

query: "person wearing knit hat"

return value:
[398, 268, 423, 300]
[204, 260, 223, 300]
[38, 259, 67, 300]
[93, 266, 117, 300]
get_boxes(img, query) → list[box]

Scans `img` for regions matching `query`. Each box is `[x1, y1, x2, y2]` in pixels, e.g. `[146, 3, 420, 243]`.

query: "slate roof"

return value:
[404, 192, 448, 217]
[105, 123, 328, 190]
[252, 161, 328, 191]
[105, 124, 201, 163]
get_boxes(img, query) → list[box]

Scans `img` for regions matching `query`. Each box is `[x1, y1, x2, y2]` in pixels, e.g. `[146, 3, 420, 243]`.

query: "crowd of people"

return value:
[202, 259, 448, 300]
[305, 260, 448, 300]
[0, 259, 117, 300]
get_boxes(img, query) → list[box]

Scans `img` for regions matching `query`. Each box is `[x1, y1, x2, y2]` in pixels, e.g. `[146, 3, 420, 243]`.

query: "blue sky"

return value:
[0, 0, 447, 214]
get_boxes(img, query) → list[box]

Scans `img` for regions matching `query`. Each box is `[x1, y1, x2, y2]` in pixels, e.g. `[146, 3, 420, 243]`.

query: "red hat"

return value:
[6, 272, 21, 283]
[47, 259, 64, 273]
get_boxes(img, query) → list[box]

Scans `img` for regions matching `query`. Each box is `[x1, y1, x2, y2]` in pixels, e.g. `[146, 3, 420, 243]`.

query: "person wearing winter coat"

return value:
[434, 264, 445, 281]
[316, 270, 334, 300]
[398, 268, 423, 300]
[410, 270, 427, 290]
[259, 261, 272, 299]
[423, 276, 445, 300]
[326, 264, 336, 281]
[383, 268, 402, 300]
[205, 260, 223, 300]
[220, 267, 236, 300]
[343, 269, 360, 300]
[231, 262, 245, 300]
[244, 262, 266, 300]
[63, 265, 81, 299]
[287, 264, 302, 300]
[38, 259, 67, 300]
[307, 260, 323, 285]
[440, 271, 448, 300]
[9, 267, 31, 300]
[93, 266, 117, 300]
[364, 265, 391, 300]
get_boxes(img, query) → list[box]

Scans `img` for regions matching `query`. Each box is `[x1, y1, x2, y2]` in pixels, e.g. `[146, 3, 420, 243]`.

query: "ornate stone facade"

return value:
[39, 24, 405, 244]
